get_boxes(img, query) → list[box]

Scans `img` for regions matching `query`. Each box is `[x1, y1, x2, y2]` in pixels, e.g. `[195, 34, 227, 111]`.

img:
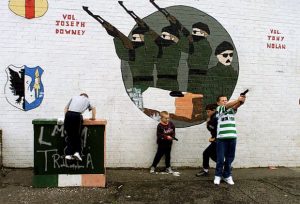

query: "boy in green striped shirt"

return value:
[214, 95, 246, 185]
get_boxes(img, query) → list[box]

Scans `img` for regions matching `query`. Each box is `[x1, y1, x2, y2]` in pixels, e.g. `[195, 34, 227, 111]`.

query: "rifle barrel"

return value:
[83, 6, 105, 24]
[119, 1, 139, 20]
[150, 0, 169, 16]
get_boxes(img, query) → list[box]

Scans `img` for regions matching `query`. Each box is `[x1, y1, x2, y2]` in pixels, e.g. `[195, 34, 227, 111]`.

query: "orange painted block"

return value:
[83, 119, 107, 126]
[82, 174, 106, 187]
[175, 93, 203, 119]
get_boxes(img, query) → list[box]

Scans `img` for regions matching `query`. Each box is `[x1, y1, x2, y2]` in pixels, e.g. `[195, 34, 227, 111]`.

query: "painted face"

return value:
[192, 28, 207, 37]
[161, 32, 172, 40]
[132, 34, 144, 42]
[217, 96, 228, 106]
[217, 50, 234, 66]
[161, 32, 179, 43]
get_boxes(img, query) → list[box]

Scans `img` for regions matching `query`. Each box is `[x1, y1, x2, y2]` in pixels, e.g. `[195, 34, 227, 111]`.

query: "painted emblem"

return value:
[9, 0, 48, 19]
[5, 65, 44, 111]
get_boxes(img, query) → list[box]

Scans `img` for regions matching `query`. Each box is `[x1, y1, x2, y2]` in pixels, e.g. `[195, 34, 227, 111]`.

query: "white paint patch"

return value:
[58, 174, 82, 187]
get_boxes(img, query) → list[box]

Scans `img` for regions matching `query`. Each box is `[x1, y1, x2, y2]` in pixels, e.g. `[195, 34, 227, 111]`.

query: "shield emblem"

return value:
[9, 0, 48, 19]
[5, 65, 44, 111]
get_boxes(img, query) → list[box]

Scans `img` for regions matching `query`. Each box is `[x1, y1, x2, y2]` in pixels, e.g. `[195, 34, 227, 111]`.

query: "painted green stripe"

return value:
[220, 124, 236, 128]
[219, 130, 237, 134]
[33, 175, 58, 188]
[32, 119, 58, 125]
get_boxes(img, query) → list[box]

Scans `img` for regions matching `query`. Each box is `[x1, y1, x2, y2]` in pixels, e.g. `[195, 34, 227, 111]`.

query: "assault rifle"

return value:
[118, 1, 149, 29]
[82, 6, 133, 50]
[150, 0, 170, 17]
[83, 6, 106, 25]
[118, 1, 160, 39]
[149, 0, 190, 37]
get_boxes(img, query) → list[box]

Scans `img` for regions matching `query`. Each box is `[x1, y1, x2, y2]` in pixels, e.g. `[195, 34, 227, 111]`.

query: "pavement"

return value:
[0, 167, 299, 204]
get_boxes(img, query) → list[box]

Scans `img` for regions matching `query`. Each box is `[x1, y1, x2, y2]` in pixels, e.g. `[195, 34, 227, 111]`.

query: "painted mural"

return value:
[84, 0, 239, 128]
[9, 0, 48, 19]
[5, 65, 44, 111]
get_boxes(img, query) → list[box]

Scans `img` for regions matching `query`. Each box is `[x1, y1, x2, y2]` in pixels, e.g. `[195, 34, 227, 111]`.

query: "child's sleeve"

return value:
[216, 105, 225, 118]
[65, 99, 72, 109]
[156, 124, 165, 141]
[171, 122, 176, 137]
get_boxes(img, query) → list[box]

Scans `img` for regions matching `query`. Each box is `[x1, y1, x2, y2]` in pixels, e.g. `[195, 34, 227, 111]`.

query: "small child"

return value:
[196, 103, 218, 176]
[150, 111, 175, 174]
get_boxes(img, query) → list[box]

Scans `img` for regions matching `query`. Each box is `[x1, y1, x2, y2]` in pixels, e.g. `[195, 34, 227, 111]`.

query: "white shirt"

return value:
[66, 95, 93, 114]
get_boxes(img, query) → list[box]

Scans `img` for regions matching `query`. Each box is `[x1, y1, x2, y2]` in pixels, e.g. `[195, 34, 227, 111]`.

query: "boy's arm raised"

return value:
[225, 96, 246, 110]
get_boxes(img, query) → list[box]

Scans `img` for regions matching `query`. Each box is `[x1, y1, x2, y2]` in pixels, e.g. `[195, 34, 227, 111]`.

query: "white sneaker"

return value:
[150, 166, 155, 174]
[166, 167, 174, 174]
[65, 155, 73, 160]
[214, 176, 221, 185]
[73, 152, 82, 161]
[223, 176, 235, 185]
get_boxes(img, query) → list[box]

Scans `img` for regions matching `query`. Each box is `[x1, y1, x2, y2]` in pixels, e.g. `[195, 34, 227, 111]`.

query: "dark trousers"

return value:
[151, 142, 172, 168]
[202, 142, 217, 169]
[215, 139, 236, 178]
[64, 111, 83, 155]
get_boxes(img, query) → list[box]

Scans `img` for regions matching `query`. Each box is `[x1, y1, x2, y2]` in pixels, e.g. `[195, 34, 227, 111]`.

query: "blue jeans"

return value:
[215, 138, 236, 178]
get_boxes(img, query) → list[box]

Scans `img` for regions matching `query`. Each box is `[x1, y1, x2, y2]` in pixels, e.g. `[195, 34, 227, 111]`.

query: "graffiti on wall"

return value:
[55, 14, 86, 36]
[9, 0, 48, 19]
[36, 125, 94, 172]
[4, 65, 44, 111]
[84, 1, 239, 128]
[34, 123, 105, 174]
[267, 29, 286, 49]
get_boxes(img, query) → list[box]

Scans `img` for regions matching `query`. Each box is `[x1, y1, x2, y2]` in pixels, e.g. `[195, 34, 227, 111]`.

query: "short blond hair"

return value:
[160, 111, 169, 118]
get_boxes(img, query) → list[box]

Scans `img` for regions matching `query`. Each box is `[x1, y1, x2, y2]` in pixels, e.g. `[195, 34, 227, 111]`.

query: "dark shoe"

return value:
[169, 91, 184, 97]
[196, 170, 209, 177]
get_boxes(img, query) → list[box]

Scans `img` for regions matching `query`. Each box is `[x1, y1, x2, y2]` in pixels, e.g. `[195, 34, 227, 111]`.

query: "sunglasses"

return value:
[222, 53, 233, 58]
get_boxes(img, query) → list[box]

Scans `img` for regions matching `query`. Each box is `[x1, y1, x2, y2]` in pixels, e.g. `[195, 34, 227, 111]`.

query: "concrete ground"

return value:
[0, 167, 299, 204]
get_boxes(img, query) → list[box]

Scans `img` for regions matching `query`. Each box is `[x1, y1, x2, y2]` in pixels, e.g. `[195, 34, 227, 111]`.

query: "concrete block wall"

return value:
[0, 0, 299, 168]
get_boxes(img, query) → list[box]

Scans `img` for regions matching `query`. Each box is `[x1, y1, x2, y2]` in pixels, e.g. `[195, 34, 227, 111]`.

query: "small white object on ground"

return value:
[172, 172, 180, 176]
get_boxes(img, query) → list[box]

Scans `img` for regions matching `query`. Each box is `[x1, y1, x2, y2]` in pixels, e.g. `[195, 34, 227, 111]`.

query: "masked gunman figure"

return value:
[83, 6, 157, 93]
[201, 41, 238, 120]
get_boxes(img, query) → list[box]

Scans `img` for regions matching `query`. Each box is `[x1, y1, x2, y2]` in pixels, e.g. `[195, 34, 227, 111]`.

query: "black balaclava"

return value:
[155, 25, 180, 58]
[192, 22, 210, 42]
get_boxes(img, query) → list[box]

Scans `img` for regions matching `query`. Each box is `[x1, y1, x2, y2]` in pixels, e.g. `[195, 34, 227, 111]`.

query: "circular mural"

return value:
[116, 6, 239, 128]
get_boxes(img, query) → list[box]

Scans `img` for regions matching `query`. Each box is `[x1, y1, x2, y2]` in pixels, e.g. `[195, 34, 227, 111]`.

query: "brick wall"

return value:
[0, 0, 299, 168]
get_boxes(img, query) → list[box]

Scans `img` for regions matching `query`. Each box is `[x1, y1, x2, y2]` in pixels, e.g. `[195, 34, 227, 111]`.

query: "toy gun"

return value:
[239, 89, 249, 104]
[163, 133, 178, 141]
[171, 135, 179, 141]
[240, 89, 249, 96]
